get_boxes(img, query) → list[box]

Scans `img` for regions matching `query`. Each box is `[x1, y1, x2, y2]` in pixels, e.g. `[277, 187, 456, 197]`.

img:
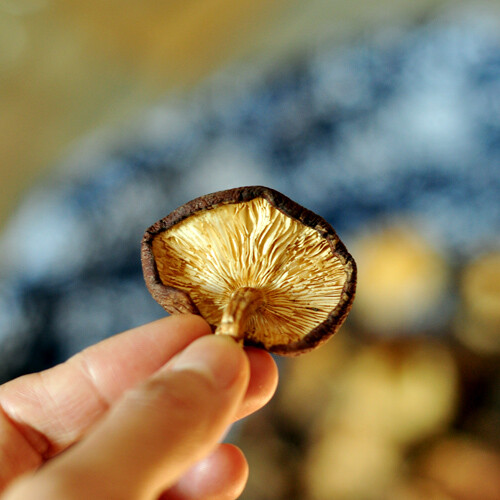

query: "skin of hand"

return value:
[0, 314, 278, 500]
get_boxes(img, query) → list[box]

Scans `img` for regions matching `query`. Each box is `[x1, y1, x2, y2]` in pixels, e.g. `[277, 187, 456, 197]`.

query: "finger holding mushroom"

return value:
[141, 186, 356, 355]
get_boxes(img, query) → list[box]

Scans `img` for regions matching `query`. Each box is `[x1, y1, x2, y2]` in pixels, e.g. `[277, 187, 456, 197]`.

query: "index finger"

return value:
[0, 314, 212, 460]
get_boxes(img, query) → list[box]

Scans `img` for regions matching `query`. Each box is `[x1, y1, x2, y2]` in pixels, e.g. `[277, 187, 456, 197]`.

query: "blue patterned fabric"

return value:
[1, 13, 499, 382]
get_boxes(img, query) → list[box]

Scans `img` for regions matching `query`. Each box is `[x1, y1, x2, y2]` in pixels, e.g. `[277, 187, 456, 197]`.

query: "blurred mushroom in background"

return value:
[455, 252, 500, 355]
[351, 223, 451, 335]
[319, 339, 459, 447]
[413, 437, 500, 500]
[306, 427, 402, 500]
[302, 338, 458, 500]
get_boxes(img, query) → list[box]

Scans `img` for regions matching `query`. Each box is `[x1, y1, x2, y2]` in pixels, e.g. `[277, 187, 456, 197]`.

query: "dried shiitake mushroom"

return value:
[141, 186, 356, 355]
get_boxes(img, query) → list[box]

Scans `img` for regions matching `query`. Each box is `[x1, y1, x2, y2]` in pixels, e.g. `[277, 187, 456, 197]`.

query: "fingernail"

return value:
[169, 335, 244, 390]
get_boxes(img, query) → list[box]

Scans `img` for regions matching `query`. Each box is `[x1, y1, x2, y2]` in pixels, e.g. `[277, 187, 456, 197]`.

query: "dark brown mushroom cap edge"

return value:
[141, 186, 357, 356]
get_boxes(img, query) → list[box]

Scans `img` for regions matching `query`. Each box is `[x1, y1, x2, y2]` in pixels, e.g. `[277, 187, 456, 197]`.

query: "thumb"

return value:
[5, 335, 249, 500]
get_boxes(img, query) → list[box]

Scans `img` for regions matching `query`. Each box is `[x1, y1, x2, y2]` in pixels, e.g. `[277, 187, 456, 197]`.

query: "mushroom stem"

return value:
[215, 287, 265, 342]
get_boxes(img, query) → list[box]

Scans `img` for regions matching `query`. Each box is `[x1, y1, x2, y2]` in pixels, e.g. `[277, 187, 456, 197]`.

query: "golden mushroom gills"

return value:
[151, 197, 347, 348]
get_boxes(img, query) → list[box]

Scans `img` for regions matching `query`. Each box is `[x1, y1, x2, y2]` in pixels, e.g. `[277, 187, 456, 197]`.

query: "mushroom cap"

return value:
[141, 186, 356, 355]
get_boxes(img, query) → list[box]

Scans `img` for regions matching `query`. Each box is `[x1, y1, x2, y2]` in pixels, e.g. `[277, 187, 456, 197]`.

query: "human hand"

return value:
[0, 314, 278, 499]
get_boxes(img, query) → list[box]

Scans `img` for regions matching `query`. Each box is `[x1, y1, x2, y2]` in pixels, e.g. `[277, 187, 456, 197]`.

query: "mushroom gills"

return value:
[151, 197, 347, 349]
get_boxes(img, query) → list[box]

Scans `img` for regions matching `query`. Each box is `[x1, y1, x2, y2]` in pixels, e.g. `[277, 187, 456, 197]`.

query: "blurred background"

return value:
[1, 1, 500, 499]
